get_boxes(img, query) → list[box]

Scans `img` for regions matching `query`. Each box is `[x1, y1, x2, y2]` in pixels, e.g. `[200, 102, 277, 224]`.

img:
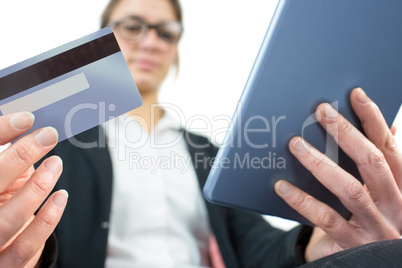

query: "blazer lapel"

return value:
[72, 125, 113, 217]
[183, 130, 240, 268]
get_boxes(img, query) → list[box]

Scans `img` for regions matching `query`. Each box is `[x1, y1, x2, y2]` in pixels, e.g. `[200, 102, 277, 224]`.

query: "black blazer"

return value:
[40, 126, 307, 268]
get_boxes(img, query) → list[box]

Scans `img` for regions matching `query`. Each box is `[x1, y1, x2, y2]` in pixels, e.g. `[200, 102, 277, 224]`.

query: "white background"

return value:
[1, 0, 401, 230]
[0, 0, 278, 129]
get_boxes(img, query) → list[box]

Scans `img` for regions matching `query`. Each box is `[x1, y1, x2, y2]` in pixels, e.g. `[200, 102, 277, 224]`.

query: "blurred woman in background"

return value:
[0, 0, 401, 267]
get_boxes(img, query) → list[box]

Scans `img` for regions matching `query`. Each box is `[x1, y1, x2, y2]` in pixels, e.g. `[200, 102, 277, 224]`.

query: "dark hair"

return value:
[100, 0, 182, 28]
[100, 0, 182, 70]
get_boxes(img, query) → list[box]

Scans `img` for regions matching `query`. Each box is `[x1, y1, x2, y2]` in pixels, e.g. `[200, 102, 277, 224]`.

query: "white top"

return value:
[103, 112, 211, 268]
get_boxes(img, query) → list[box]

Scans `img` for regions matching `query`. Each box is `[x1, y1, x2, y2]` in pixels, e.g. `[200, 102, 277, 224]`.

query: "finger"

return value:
[0, 127, 58, 193]
[0, 156, 62, 248]
[316, 102, 401, 207]
[350, 88, 402, 189]
[274, 179, 359, 249]
[305, 228, 336, 263]
[0, 112, 35, 145]
[0, 190, 67, 267]
[0, 166, 35, 205]
[390, 125, 397, 136]
[0, 216, 34, 252]
[288, 137, 386, 230]
[26, 244, 45, 268]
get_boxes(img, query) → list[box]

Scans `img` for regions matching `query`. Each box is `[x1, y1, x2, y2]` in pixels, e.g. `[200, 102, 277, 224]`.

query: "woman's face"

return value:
[109, 0, 179, 93]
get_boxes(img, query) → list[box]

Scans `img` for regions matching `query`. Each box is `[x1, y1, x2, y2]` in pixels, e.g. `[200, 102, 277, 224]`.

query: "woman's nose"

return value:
[139, 28, 162, 50]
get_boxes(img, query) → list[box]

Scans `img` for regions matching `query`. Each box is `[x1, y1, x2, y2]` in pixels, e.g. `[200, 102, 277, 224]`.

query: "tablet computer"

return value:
[203, 0, 402, 224]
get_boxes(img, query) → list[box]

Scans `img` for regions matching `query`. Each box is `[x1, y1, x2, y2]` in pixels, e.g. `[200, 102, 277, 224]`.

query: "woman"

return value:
[0, 0, 401, 267]
[46, 0, 402, 266]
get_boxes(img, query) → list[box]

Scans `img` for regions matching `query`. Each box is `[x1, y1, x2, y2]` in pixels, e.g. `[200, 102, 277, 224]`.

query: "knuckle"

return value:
[9, 241, 32, 265]
[31, 173, 53, 196]
[343, 180, 365, 202]
[308, 152, 328, 171]
[361, 102, 381, 122]
[336, 117, 353, 136]
[317, 209, 338, 229]
[355, 145, 386, 169]
[293, 194, 313, 212]
[370, 102, 381, 115]
[383, 134, 399, 155]
[12, 143, 35, 167]
[369, 149, 386, 168]
[0, 211, 19, 244]
[38, 213, 56, 230]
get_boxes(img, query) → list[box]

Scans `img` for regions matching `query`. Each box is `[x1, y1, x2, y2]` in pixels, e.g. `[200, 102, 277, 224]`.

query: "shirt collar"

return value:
[153, 110, 183, 135]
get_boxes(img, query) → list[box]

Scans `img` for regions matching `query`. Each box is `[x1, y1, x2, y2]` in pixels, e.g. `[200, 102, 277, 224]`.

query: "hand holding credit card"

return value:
[0, 28, 142, 142]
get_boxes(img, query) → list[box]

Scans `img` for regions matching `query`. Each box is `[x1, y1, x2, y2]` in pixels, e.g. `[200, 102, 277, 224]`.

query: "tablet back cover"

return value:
[203, 0, 402, 224]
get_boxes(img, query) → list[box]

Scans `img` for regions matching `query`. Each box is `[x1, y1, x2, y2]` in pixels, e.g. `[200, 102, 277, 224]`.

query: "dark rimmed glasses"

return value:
[108, 16, 183, 44]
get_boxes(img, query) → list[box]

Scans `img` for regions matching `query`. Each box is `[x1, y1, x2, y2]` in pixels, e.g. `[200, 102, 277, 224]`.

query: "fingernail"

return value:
[293, 138, 309, 153]
[53, 190, 68, 208]
[324, 104, 338, 119]
[9, 112, 35, 130]
[35, 127, 58, 147]
[275, 180, 291, 195]
[356, 88, 369, 103]
[45, 156, 62, 174]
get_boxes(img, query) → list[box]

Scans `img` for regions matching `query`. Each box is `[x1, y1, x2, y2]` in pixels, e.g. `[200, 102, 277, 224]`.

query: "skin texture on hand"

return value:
[275, 88, 402, 262]
[0, 112, 68, 267]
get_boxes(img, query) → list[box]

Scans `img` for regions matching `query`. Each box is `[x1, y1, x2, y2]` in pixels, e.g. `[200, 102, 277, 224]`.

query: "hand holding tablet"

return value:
[275, 88, 402, 262]
[203, 0, 402, 261]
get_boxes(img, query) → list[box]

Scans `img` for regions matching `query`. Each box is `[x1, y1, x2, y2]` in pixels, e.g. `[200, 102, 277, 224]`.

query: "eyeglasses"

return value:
[108, 16, 183, 44]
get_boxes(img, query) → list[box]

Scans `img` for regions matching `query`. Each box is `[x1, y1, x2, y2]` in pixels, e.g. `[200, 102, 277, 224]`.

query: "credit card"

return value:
[0, 27, 142, 142]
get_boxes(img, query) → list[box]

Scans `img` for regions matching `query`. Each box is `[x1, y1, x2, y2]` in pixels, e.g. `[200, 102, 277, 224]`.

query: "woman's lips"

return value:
[133, 59, 157, 71]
